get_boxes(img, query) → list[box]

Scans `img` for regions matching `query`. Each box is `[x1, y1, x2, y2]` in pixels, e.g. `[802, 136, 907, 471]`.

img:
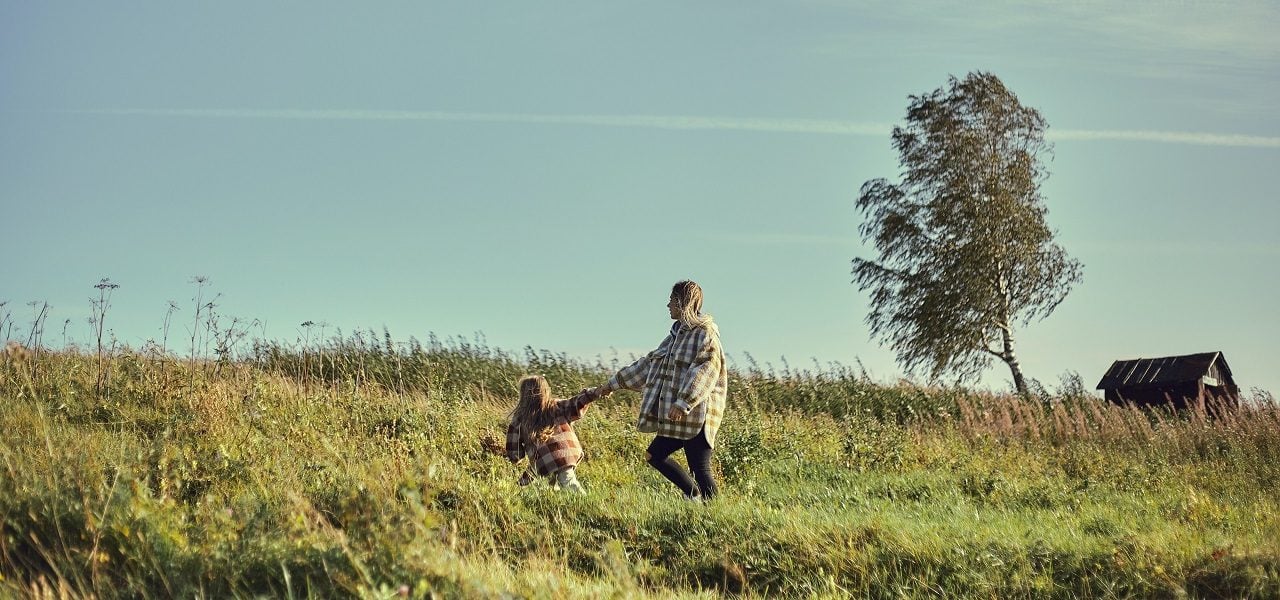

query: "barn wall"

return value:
[1104, 382, 1239, 412]
[1106, 383, 1203, 410]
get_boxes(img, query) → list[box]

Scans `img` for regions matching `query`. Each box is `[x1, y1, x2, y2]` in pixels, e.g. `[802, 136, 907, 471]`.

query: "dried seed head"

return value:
[4, 341, 29, 362]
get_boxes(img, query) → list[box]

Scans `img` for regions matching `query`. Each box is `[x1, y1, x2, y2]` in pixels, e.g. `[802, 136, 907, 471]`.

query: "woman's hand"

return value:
[666, 406, 685, 421]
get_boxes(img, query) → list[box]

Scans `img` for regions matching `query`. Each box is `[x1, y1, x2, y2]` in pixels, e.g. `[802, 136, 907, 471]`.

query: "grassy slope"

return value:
[1, 345, 1278, 598]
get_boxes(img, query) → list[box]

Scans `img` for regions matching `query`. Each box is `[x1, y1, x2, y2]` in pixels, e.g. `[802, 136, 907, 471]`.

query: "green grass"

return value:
[1, 339, 1278, 598]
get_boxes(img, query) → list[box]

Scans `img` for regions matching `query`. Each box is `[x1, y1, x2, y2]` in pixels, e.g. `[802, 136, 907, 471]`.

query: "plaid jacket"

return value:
[506, 392, 595, 478]
[603, 318, 727, 447]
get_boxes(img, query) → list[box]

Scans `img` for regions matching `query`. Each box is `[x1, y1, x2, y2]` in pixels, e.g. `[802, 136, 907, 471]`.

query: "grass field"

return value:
[2, 334, 1278, 598]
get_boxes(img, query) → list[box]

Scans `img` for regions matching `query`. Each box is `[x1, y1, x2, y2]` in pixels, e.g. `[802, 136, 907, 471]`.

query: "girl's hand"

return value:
[667, 406, 685, 421]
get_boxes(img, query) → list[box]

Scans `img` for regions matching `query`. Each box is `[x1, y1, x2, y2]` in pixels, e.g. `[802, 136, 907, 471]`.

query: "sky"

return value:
[2, 1, 1278, 396]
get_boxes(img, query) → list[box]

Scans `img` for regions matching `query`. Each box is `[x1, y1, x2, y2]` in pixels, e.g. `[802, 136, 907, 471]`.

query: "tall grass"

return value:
[1, 336, 1278, 598]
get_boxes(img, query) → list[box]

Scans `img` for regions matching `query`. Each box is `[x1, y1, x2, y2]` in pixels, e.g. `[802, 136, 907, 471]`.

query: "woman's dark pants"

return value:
[646, 429, 717, 500]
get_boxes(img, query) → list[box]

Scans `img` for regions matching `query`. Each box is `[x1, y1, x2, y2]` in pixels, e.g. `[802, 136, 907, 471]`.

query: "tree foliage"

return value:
[852, 71, 1082, 393]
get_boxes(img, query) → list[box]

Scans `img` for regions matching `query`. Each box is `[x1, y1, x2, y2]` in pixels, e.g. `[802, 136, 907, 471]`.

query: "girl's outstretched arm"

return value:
[551, 388, 599, 422]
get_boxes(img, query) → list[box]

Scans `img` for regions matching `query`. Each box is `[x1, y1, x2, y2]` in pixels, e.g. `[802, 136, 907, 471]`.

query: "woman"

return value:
[597, 280, 727, 500]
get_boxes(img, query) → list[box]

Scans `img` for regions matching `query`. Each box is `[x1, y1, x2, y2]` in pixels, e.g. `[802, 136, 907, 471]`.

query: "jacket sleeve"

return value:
[602, 353, 652, 394]
[551, 392, 596, 423]
[505, 422, 524, 463]
[675, 328, 723, 413]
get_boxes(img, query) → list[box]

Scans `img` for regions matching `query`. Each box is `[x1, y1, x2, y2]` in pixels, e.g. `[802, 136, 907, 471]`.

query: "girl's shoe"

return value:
[554, 467, 586, 494]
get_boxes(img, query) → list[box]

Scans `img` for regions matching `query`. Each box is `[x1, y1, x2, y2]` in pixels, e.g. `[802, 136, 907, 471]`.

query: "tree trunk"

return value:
[1000, 326, 1028, 395]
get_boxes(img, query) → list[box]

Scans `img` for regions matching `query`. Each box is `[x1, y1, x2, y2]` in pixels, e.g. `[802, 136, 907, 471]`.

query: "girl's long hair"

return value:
[511, 375, 558, 445]
[672, 280, 711, 328]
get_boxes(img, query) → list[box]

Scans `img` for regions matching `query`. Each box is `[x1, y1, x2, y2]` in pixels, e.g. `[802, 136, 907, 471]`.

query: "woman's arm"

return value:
[673, 328, 724, 415]
[598, 353, 651, 396]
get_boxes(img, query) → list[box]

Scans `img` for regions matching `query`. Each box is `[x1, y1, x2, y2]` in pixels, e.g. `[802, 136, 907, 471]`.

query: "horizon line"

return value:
[42, 108, 1280, 148]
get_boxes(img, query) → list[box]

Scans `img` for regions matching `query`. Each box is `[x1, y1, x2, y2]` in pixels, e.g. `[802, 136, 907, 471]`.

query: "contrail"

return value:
[1050, 128, 1280, 148]
[57, 108, 895, 135]
[54, 108, 1280, 148]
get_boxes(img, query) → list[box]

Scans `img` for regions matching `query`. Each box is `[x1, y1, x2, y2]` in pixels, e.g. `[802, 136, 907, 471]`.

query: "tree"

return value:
[852, 71, 1082, 395]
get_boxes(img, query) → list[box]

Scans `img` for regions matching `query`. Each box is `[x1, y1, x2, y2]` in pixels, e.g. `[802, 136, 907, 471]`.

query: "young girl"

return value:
[505, 375, 598, 493]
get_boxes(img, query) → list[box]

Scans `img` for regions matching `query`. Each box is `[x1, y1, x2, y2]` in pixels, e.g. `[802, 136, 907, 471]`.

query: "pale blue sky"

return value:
[3, 2, 1278, 395]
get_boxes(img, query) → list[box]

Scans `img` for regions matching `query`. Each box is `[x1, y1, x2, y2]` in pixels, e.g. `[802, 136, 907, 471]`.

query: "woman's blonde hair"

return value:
[671, 280, 711, 328]
[511, 375, 558, 445]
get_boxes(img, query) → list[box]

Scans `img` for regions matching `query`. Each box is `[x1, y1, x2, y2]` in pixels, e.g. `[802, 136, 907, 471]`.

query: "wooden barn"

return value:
[1095, 351, 1239, 410]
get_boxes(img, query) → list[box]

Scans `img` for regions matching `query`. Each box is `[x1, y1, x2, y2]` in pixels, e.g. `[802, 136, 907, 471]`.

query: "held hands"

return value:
[578, 387, 607, 402]
[584, 385, 684, 420]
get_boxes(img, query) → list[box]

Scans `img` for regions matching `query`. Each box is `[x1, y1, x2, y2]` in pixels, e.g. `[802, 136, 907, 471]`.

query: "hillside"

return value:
[2, 338, 1278, 598]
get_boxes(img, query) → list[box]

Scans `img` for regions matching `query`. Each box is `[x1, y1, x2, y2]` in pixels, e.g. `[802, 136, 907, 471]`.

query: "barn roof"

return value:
[1095, 351, 1232, 390]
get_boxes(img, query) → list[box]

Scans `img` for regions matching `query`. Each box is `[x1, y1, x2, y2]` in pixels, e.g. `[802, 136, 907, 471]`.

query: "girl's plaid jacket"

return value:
[602, 317, 727, 447]
[505, 392, 595, 478]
